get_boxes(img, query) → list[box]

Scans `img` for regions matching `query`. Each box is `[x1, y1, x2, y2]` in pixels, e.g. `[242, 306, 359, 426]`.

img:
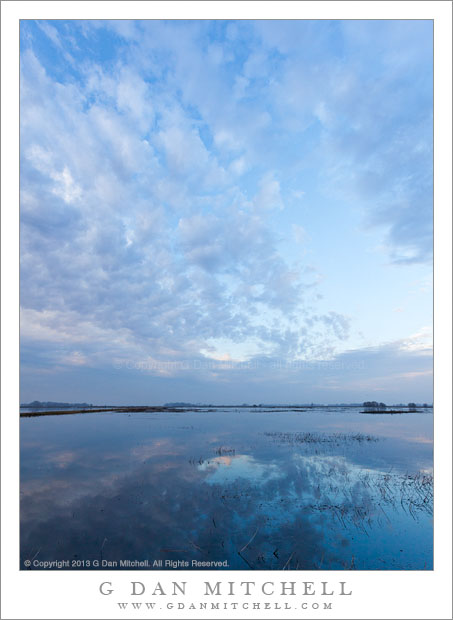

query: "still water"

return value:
[20, 407, 433, 570]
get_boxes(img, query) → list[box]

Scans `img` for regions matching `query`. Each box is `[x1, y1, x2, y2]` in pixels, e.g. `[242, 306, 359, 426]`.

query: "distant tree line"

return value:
[363, 401, 387, 409]
[20, 400, 93, 408]
[363, 401, 427, 411]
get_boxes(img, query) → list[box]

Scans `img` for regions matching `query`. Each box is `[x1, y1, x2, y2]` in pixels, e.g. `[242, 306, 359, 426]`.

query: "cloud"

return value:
[253, 172, 283, 211]
[20, 328, 432, 404]
[252, 20, 433, 263]
[35, 20, 76, 65]
[19, 20, 432, 403]
[292, 224, 308, 245]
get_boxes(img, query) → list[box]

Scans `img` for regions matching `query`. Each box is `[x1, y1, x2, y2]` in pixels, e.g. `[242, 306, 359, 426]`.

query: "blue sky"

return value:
[20, 19, 433, 404]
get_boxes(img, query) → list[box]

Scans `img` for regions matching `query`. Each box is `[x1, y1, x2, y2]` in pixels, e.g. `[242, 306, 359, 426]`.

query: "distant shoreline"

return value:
[20, 406, 186, 417]
[20, 404, 431, 418]
[20, 405, 310, 417]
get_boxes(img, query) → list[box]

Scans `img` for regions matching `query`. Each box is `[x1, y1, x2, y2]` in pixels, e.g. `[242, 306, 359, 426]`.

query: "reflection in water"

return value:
[20, 407, 433, 570]
[199, 454, 282, 485]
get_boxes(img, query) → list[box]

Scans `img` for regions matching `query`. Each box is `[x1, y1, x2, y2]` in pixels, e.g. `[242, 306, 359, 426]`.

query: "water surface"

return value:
[20, 406, 433, 570]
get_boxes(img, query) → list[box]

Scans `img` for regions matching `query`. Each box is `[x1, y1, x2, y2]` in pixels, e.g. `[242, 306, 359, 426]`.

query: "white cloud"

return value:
[60, 351, 89, 366]
[19, 20, 432, 403]
[50, 166, 82, 204]
[399, 327, 433, 354]
[229, 156, 247, 176]
[254, 172, 283, 211]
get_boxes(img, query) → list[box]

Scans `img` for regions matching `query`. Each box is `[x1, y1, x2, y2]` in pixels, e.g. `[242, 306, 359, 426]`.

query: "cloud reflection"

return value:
[21, 410, 432, 570]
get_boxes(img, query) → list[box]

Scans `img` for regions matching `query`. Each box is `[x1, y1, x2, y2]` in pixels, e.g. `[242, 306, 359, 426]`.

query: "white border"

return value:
[2, 2, 451, 619]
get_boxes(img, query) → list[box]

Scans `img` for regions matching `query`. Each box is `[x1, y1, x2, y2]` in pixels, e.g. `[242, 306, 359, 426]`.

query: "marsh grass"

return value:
[215, 446, 236, 455]
[264, 431, 379, 444]
[184, 437, 432, 570]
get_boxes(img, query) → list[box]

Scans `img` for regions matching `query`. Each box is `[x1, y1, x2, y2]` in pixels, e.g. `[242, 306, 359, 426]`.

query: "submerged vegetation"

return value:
[264, 431, 379, 444]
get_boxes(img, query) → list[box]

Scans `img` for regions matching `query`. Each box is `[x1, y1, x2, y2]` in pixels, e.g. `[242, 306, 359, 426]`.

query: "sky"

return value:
[19, 19, 433, 405]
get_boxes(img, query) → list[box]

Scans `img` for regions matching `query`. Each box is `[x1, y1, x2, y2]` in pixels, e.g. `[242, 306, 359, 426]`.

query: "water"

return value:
[20, 406, 433, 570]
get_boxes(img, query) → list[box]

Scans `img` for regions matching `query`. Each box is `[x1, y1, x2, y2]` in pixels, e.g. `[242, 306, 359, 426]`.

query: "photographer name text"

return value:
[99, 580, 352, 612]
